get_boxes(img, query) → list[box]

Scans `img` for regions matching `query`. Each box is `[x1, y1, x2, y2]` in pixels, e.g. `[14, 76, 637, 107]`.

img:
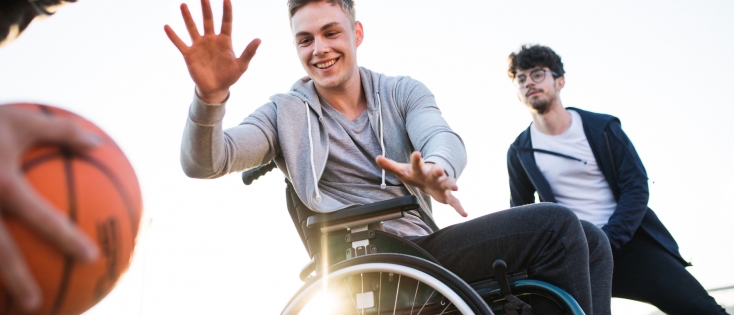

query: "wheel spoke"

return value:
[377, 272, 382, 314]
[392, 274, 402, 315]
[283, 255, 487, 315]
[410, 281, 421, 314]
[344, 278, 360, 315]
[416, 289, 436, 315]
[360, 273, 364, 315]
[439, 301, 453, 315]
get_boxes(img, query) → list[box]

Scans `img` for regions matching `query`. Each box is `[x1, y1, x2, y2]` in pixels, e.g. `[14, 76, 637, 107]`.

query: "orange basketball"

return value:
[0, 103, 143, 315]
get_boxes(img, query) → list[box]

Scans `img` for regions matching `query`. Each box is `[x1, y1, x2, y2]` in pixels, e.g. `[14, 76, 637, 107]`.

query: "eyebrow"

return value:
[294, 22, 342, 37]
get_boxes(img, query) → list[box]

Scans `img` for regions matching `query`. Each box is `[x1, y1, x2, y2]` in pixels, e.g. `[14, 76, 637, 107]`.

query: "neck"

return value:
[315, 66, 367, 120]
[531, 100, 571, 135]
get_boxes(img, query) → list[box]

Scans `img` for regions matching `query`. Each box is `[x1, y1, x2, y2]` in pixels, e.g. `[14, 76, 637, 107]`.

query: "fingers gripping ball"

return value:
[0, 104, 143, 315]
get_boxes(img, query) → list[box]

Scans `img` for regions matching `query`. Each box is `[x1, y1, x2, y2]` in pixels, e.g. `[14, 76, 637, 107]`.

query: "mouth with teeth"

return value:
[314, 58, 339, 69]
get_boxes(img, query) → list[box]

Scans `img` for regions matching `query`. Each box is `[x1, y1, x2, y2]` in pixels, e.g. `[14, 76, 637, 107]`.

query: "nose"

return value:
[312, 37, 329, 56]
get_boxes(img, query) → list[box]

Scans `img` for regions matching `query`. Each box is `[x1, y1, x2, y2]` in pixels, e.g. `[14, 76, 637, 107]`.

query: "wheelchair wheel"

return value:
[282, 253, 493, 315]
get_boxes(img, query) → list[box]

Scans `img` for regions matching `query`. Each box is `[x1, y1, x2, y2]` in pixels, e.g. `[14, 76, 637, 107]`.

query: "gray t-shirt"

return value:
[318, 98, 431, 237]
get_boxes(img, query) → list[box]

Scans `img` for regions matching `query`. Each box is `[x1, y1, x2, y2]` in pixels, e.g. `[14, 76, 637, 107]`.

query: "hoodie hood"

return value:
[272, 67, 391, 212]
[254, 67, 466, 234]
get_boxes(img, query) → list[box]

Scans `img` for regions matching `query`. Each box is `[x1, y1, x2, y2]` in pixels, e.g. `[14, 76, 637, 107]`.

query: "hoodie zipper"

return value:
[516, 151, 547, 202]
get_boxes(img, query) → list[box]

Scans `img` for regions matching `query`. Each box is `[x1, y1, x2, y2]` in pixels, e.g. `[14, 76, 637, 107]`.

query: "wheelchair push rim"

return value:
[282, 254, 493, 315]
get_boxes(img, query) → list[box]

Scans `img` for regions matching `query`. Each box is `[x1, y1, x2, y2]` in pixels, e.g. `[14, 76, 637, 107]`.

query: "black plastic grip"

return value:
[241, 161, 277, 185]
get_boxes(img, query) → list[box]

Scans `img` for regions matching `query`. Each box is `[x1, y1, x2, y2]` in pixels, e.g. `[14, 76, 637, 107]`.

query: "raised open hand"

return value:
[164, 0, 261, 104]
[376, 152, 467, 217]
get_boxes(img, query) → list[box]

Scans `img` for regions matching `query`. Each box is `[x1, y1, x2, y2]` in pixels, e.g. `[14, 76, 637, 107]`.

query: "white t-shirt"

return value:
[530, 109, 617, 227]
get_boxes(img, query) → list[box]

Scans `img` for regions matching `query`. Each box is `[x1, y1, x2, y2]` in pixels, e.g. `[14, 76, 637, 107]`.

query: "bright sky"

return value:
[1, 0, 733, 314]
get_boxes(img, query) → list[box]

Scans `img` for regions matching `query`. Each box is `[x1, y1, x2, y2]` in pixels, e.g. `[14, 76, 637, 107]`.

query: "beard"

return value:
[528, 92, 557, 115]
[530, 97, 551, 114]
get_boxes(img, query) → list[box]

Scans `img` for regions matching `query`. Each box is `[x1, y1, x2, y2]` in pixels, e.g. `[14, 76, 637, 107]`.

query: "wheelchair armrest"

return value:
[299, 259, 316, 282]
[306, 195, 420, 233]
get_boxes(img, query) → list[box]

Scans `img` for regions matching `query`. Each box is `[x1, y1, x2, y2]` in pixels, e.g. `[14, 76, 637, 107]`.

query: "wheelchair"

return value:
[243, 162, 585, 315]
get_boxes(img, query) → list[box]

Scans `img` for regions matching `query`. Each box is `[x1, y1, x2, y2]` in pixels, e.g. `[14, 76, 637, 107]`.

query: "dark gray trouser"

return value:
[406, 203, 613, 315]
[612, 229, 730, 315]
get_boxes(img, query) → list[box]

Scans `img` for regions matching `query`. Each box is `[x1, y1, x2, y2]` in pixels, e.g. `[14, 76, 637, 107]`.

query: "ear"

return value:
[354, 21, 364, 47]
[555, 76, 565, 90]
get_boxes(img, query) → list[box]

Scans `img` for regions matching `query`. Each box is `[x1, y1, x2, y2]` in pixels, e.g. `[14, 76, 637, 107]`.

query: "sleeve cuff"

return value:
[189, 91, 229, 126]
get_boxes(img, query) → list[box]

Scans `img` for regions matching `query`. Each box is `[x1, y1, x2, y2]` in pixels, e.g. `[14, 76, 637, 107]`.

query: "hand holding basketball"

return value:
[0, 104, 143, 315]
[0, 105, 100, 312]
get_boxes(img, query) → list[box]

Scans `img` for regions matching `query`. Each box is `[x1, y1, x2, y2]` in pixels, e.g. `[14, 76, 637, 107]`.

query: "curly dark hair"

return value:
[507, 45, 565, 80]
[0, 0, 76, 46]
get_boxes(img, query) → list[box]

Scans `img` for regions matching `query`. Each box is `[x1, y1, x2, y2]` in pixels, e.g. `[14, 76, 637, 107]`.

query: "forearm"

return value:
[180, 94, 277, 179]
[180, 94, 229, 178]
[602, 121, 650, 250]
[421, 131, 466, 179]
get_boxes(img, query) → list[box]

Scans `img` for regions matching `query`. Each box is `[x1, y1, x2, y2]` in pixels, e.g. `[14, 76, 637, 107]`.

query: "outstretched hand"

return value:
[0, 106, 100, 312]
[376, 152, 467, 217]
[164, 0, 261, 104]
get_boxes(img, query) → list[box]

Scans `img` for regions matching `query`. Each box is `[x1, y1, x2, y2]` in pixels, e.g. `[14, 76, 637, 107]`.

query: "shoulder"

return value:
[360, 67, 431, 96]
[508, 125, 532, 154]
[567, 107, 621, 132]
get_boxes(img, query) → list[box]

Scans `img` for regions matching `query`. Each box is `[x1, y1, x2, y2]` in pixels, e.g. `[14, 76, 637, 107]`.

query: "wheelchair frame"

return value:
[243, 162, 585, 315]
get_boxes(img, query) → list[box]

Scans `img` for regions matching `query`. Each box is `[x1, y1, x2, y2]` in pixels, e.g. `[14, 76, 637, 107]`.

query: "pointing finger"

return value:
[180, 3, 201, 40]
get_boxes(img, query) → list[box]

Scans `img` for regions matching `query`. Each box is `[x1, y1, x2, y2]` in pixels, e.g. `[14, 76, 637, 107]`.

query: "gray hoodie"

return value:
[181, 67, 467, 230]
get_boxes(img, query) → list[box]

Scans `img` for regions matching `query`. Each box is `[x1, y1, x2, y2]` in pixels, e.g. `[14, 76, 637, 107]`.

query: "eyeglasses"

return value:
[513, 69, 559, 87]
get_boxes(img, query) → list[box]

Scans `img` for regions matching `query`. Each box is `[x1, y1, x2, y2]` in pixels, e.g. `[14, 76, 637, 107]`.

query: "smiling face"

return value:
[291, 1, 363, 91]
[515, 67, 565, 115]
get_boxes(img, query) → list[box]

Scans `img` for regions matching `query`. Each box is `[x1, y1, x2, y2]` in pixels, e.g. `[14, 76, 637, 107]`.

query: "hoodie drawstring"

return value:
[305, 101, 322, 202]
[376, 92, 387, 190]
[305, 92, 387, 203]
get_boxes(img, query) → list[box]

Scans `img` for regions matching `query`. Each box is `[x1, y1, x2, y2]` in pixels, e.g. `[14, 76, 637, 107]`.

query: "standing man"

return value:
[167, 1, 613, 313]
[506, 44, 728, 314]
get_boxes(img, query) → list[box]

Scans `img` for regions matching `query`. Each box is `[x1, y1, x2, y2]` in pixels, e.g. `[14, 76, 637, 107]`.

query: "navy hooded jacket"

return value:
[507, 107, 688, 266]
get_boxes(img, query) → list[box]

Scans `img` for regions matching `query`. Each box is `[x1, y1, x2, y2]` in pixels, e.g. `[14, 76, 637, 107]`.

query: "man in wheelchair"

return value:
[167, 0, 613, 313]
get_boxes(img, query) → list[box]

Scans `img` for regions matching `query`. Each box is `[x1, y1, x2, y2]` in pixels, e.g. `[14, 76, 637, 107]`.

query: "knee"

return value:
[580, 220, 612, 260]
[537, 203, 578, 222]
[580, 221, 610, 247]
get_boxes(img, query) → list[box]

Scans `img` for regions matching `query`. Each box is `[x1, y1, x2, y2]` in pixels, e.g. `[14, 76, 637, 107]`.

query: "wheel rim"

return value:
[282, 254, 492, 315]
